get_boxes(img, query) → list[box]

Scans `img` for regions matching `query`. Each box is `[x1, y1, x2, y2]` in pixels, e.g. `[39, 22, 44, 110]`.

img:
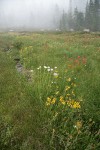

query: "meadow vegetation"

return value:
[0, 32, 100, 150]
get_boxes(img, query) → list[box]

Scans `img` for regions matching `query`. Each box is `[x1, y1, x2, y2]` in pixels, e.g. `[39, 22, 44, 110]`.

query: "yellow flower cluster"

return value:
[46, 96, 81, 108]
[46, 97, 56, 106]
[59, 96, 65, 105]
[67, 100, 81, 108]
[65, 86, 70, 91]
[46, 77, 81, 109]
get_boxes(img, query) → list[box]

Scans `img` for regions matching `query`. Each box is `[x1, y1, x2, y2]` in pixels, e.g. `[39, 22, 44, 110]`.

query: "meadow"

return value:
[0, 32, 100, 150]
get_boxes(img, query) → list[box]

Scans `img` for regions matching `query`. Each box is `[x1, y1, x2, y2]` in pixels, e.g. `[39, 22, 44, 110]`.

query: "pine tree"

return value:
[73, 8, 85, 31]
[60, 10, 67, 31]
[85, 0, 100, 31]
[53, 4, 61, 29]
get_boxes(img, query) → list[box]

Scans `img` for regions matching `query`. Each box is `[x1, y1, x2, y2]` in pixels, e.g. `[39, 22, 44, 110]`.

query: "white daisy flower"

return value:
[47, 68, 51, 72]
[30, 70, 33, 72]
[47, 66, 50, 68]
[53, 72, 59, 77]
[50, 68, 53, 71]
[44, 66, 47, 69]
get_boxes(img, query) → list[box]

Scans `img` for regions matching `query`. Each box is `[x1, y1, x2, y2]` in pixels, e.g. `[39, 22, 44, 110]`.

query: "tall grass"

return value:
[0, 32, 100, 149]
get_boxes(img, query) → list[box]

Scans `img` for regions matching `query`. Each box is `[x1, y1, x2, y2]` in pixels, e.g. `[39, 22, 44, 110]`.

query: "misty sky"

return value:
[0, 0, 88, 30]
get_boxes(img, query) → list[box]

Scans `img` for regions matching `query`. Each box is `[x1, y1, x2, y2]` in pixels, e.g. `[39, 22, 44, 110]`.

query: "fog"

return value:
[0, 0, 88, 31]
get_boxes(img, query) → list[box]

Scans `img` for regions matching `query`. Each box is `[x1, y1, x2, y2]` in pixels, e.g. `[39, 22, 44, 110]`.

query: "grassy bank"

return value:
[0, 32, 100, 149]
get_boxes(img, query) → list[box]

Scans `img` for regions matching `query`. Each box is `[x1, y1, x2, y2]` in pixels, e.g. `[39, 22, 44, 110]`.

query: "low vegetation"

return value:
[0, 32, 100, 150]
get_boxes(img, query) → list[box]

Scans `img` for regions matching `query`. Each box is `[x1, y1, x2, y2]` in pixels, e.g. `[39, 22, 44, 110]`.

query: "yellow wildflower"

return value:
[66, 94, 70, 97]
[46, 97, 51, 106]
[72, 91, 75, 96]
[46, 101, 50, 106]
[76, 121, 82, 129]
[67, 100, 74, 107]
[65, 86, 70, 91]
[73, 102, 81, 108]
[47, 97, 51, 102]
[71, 83, 76, 87]
[60, 96, 64, 100]
[62, 100, 66, 105]
[60, 96, 66, 105]
[60, 100, 65, 105]
[67, 100, 81, 108]
[51, 98, 56, 104]
[67, 78, 71, 82]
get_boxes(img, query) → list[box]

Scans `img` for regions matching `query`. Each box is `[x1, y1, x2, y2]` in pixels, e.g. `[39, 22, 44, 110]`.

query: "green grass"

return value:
[0, 32, 100, 150]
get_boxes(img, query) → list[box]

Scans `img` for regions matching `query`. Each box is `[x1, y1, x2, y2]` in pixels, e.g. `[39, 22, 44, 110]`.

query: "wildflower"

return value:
[46, 97, 51, 106]
[47, 97, 51, 102]
[52, 81, 56, 84]
[47, 68, 51, 72]
[75, 121, 82, 129]
[78, 56, 81, 59]
[37, 66, 41, 70]
[60, 96, 63, 100]
[44, 66, 47, 69]
[61, 100, 65, 105]
[67, 78, 71, 82]
[54, 66, 57, 69]
[75, 59, 79, 64]
[71, 83, 76, 87]
[66, 94, 70, 97]
[53, 72, 59, 78]
[72, 91, 75, 96]
[73, 102, 81, 108]
[50, 68, 53, 71]
[71, 83, 74, 86]
[67, 100, 74, 107]
[39, 66, 41, 69]
[73, 125, 77, 129]
[51, 98, 56, 104]
[30, 70, 33, 73]
[46, 101, 50, 106]
[67, 100, 80, 108]
[47, 66, 50, 68]
[65, 86, 70, 91]
[60, 96, 65, 105]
